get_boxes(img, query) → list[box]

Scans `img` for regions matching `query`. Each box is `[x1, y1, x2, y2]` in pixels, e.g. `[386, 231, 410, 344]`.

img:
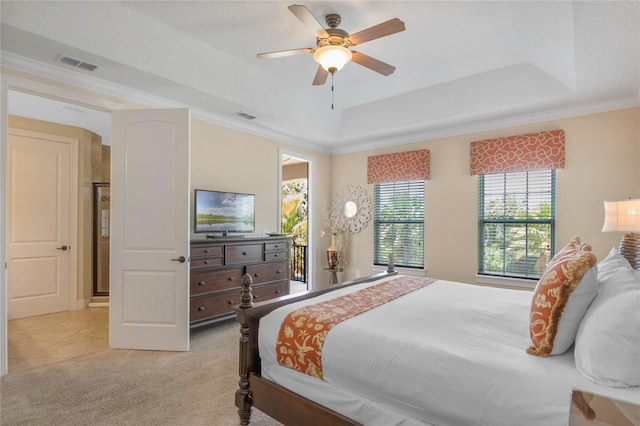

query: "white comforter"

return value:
[259, 276, 640, 426]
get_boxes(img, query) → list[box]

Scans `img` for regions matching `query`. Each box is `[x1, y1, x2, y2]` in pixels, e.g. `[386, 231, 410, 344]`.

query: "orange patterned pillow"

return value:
[527, 236, 597, 356]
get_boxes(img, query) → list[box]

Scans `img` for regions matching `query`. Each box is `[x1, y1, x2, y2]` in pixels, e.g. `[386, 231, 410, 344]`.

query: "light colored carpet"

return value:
[1, 320, 282, 426]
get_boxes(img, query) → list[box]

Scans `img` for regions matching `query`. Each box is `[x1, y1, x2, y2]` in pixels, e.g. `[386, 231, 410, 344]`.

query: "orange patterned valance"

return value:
[470, 130, 565, 175]
[367, 149, 430, 184]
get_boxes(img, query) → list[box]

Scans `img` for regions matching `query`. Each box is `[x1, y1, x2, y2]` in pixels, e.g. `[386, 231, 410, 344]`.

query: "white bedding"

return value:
[259, 276, 640, 426]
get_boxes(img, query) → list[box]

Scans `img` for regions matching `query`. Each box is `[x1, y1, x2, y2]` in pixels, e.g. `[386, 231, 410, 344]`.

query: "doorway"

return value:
[280, 151, 312, 291]
[5, 89, 111, 370]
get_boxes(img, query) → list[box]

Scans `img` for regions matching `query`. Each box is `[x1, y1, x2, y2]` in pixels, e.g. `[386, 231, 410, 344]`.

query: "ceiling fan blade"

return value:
[288, 4, 329, 38]
[257, 47, 315, 59]
[351, 51, 396, 76]
[349, 18, 406, 45]
[312, 65, 329, 86]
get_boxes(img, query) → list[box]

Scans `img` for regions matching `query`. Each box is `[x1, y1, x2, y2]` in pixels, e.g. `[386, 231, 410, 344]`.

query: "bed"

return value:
[234, 240, 640, 426]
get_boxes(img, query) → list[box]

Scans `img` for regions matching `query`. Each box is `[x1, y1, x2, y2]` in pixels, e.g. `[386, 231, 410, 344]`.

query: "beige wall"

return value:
[283, 162, 308, 182]
[189, 119, 332, 287]
[3, 67, 334, 292]
[331, 107, 640, 285]
[5, 67, 638, 293]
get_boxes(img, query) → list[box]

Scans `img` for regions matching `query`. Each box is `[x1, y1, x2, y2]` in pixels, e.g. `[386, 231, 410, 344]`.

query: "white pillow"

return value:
[574, 250, 640, 387]
[551, 266, 599, 355]
[597, 248, 633, 282]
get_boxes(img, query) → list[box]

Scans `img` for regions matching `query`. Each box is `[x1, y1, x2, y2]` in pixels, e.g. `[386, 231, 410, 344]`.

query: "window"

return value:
[374, 180, 424, 268]
[478, 170, 555, 279]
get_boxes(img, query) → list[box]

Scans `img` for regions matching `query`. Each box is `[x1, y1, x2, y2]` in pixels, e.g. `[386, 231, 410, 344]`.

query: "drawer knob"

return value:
[227, 300, 234, 305]
[254, 273, 260, 277]
[242, 251, 247, 255]
[198, 281, 205, 286]
[227, 276, 234, 281]
[274, 245, 279, 248]
[198, 306, 205, 311]
[274, 254, 279, 257]
[276, 270, 281, 274]
[275, 290, 281, 294]
[204, 260, 210, 265]
[204, 249, 210, 253]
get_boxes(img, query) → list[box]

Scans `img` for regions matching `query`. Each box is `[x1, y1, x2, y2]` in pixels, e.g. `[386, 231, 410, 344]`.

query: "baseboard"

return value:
[88, 296, 110, 308]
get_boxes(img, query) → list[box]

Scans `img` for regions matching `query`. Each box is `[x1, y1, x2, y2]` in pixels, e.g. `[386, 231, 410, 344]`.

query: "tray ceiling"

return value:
[1, 1, 638, 153]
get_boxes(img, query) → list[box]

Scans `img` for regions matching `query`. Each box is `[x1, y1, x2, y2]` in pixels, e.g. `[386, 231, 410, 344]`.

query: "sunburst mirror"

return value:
[330, 185, 372, 234]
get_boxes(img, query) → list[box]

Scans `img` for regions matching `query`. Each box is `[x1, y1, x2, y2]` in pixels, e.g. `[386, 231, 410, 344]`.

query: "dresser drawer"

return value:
[190, 257, 224, 269]
[246, 261, 288, 284]
[190, 291, 241, 322]
[190, 245, 223, 258]
[191, 268, 243, 295]
[252, 281, 288, 303]
[265, 251, 287, 262]
[225, 244, 262, 264]
[265, 241, 287, 252]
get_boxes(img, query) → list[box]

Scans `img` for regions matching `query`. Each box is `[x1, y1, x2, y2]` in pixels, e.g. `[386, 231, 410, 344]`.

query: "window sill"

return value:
[475, 274, 536, 290]
[372, 265, 426, 277]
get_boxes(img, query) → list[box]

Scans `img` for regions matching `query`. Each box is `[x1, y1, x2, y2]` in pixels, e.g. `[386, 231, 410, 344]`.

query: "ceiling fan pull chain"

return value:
[331, 72, 335, 110]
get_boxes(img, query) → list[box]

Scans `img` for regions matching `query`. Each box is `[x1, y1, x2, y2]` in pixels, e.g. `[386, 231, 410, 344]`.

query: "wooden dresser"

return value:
[189, 236, 291, 328]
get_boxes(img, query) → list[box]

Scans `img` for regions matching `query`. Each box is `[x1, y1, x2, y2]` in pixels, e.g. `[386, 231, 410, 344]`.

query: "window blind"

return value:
[478, 170, 555, 279]
[374, 181, 424, 268]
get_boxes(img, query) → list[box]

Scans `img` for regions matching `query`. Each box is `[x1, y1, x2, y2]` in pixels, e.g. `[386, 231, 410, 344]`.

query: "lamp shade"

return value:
[602, 199, 640, 232]
[313, 45, 352, 72]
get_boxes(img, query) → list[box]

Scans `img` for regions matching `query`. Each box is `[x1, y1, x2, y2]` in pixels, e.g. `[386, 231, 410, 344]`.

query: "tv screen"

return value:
[194, 189, 255, 234]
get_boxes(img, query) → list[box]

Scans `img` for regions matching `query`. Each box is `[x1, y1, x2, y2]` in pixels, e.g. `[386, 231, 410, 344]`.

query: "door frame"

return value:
[1, 73, 123, 376]
[279, 148, 315, 290]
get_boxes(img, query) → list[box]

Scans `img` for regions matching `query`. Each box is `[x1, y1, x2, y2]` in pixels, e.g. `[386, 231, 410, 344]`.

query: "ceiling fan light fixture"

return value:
[313, 45, 352, 73]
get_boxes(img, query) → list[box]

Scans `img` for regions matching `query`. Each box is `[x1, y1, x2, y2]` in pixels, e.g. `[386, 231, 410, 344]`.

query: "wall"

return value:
[187, 116, 332, 288]
[6, 67, 636, 293]
[331, 107, 640, 285]
[2, 67, 334, 293]
[283, 162, 308, 181]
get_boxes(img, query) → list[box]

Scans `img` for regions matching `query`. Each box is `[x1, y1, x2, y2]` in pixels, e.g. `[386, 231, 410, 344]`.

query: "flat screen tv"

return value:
[194, 189, 255, 235]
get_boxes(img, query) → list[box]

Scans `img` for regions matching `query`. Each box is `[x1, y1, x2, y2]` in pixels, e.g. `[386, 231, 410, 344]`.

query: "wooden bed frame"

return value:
[234, 264, 397, 425]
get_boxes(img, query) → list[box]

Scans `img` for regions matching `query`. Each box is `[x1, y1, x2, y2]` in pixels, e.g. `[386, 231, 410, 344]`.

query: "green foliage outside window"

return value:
[282, 180, 308, 244]
[479, 170, 555, 279]
[374, 181, 424, 268]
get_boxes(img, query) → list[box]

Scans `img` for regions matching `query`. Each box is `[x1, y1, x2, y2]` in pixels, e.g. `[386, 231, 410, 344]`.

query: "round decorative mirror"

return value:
[344, 201, 358, 218]
[330, 185, 372, 234]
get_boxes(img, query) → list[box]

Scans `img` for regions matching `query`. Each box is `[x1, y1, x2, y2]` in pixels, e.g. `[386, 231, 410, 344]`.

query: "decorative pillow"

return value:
[574, 250, 640, 387]
[527, 236, 598, 356]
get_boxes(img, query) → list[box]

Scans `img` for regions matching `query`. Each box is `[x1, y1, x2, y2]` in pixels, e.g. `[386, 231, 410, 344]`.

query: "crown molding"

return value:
[3, 51, 637, 157]
[330, 95, 640, 155]
[1, 51, 331, 155]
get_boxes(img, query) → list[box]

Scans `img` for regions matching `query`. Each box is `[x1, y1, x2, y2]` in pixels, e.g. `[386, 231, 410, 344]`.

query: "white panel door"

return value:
[110, 108, 190, 351]
[7, 129, 74, 320]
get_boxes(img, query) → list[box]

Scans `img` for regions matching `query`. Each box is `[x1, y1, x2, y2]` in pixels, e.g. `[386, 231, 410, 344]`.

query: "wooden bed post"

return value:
[234, 263, 398, 426]
[236, 273, 254, 425]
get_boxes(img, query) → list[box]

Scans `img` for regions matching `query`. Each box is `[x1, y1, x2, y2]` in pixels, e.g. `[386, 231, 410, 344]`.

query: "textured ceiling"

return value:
[1, 1, 639, 154]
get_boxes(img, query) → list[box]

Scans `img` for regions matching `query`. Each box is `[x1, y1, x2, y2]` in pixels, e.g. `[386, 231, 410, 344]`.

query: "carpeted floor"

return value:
[1, 320, 282, 426]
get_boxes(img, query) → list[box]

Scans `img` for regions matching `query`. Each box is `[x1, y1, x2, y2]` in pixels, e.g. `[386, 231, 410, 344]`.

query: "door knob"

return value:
[57, 245, 69, 251]
[171, 256, 186, 263]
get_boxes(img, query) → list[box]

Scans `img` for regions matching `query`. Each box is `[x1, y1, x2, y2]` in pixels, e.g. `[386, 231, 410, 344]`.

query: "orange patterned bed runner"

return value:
[276, 276, 436, 379]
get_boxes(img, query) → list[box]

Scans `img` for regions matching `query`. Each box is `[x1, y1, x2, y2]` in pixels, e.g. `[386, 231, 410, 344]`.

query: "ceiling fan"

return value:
[257, 4, 406, 86]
